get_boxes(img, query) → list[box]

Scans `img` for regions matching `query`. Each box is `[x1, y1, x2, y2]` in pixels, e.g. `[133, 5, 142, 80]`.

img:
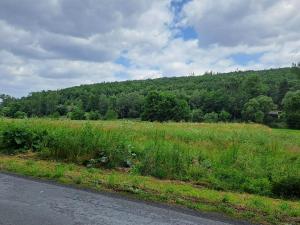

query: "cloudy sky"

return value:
[1, 0, 300, 97]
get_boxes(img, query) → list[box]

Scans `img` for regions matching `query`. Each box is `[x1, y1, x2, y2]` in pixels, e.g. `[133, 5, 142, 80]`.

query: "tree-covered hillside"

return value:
[1, 66, 300, 128]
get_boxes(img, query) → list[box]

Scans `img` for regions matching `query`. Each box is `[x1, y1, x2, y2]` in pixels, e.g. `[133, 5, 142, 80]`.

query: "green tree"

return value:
[242, 74, 267, 98]
[204, 112, 218, 123]
[276, 79, 289, 105]
[142, 91, 190, 122]
[291, 62, 300, 79]
[190, 109, 204, 122]
[242, 95, 276, 123]
[98, 94, 109, 116]
[14, 111, 27, 119]
[56, 104, 68, 116]
[0, 107, 11, 117]
[116, 93, 144, 118]
[69, 107, 85, 120]
[219, 110, 231, 122]
[85, 111, 100, 120]
[282, 90, 300, 129]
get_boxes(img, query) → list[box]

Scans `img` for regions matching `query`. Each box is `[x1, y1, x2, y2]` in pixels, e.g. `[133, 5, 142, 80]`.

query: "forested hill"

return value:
[1, 66, 300, 128]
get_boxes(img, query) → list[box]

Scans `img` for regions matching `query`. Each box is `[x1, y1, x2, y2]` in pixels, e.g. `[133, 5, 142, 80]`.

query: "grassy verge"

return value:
[0, 154, 299, 225]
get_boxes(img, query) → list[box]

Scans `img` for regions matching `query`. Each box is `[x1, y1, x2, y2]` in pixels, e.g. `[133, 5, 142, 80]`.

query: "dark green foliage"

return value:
[56, 104, 68, 116]
[69, 107, 85, 120]
[50, 112, 60, 119]
[142, 91, 190, 122]
[242, 74, 267, 98]
[218, 110, 231, 122]
[190, 109, 204, 122]
[116, 93, 144, 118]
[0, 123, 47, 154]
[104, 109, 118, 120]
[282, 90, 300, 129]
[272, 177, 300, 199]
[85, 111, 100, 120]
[14, 111, 27, 119]
[204, 112, 218, 122]
[242, 95, 276, 123]
[276, 79, 289, 106]
[291, 62, 300, 79]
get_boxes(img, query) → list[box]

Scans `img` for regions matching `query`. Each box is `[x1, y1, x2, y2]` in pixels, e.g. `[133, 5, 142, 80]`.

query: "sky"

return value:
[0, 0, 300, 97]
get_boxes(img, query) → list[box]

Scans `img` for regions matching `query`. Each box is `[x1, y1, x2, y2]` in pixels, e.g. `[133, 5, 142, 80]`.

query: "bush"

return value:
[0, 123, 47, 154]
[190, 109, 204, 122]
[69, 107, 85, 120]
[218, 110, 231, 122]
[204, 112, 218, 123]
[282, 91, 300, 129]
[85, 111, 100, 120]
[142, 91, 190, 122]
[91, 132, 136, 168]
[272, 177, 300, 199]
[14, 111, 27, 119]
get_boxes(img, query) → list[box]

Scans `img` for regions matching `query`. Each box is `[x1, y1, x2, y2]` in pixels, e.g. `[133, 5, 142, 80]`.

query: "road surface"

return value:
[0, 173, 249, 225]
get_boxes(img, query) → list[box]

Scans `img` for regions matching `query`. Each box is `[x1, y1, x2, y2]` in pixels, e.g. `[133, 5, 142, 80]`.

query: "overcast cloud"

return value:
[0, 0, 299, 97]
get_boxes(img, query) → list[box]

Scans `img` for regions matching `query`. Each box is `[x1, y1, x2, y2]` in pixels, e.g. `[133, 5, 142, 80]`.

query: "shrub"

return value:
[94, 132, 136, 168]
[204, 112, 218, 123]
[85, 111, 100, 120]
[190, 109, 204, 122]
[69, 107, 85, 120]
[282, 90, 300, 129]
[0, 123, 47, 154]
[14, 111, 27, 119]
[142, 91, 190, 122]
[218, 110, 231, 122]
[272, 177, 300, 199]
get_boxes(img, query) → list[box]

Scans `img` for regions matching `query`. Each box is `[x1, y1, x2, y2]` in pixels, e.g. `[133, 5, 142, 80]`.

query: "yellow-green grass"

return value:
[0, 154, 299, 225]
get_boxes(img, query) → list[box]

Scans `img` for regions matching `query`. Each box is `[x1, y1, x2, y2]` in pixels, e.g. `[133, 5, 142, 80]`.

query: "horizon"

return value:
[1, 0, 300, 97]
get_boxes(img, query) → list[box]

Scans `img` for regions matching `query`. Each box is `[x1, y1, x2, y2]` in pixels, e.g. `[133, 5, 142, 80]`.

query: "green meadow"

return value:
[0, 118, 299, 224]
[1, 118, 299, 198]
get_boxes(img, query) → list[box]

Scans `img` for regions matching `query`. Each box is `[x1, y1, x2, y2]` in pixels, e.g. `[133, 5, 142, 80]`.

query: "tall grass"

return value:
[0, 118, 299, 198]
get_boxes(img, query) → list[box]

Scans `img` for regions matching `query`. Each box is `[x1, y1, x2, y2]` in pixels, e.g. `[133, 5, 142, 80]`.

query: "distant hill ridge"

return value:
[1, 67, 300, 127]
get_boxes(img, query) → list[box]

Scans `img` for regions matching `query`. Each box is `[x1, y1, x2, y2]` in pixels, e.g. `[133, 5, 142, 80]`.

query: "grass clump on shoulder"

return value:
[0, 118, 299, 201]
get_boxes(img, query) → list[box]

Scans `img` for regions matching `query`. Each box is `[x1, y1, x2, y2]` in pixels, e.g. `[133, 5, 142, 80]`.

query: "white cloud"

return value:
[0, 0, 299, 97]
[180, 0, 300, 46]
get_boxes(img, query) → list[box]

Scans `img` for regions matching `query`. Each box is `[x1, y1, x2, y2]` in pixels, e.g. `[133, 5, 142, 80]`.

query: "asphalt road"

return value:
[0, 173, 249, 225]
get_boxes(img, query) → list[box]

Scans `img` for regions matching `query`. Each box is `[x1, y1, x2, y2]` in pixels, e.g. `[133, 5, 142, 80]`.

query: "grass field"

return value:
[0, 118, 299, 224]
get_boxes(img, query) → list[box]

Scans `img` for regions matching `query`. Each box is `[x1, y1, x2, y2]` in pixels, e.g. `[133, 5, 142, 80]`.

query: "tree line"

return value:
[1, 66, 300, 128]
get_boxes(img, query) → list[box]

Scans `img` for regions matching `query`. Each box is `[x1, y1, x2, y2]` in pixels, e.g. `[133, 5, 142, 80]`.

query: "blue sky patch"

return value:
[179, 26, 198, 40]
[231, 52, 263, 65]
[115, 56, 131, 67]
